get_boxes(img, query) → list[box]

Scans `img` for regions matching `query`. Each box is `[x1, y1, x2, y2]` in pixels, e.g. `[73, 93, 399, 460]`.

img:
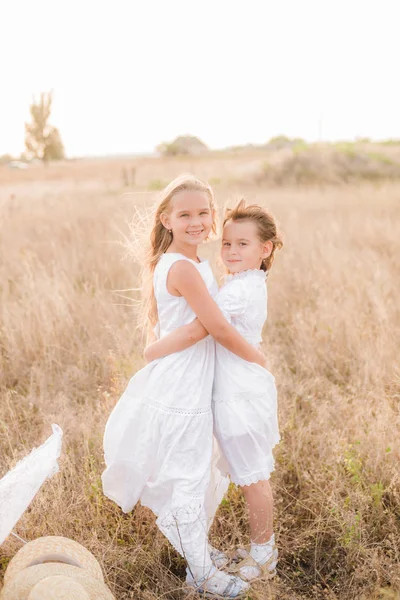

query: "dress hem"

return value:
[227, 438, 280, 487]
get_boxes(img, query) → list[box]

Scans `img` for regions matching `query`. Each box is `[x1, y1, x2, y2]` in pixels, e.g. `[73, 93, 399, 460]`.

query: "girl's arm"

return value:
[144, 319, 206, 362]
[164, 260, 266, 367]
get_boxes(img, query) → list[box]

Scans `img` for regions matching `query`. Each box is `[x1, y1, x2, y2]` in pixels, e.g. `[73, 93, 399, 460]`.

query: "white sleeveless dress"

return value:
[102, 253, 224, 561]
[213, 269, 280, 487]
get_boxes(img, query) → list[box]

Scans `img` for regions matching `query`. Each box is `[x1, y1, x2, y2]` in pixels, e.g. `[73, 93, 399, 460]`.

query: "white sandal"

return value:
[209, 545, 230, 569]
[229, 547, 278, 582]
[186, 569, 249, 598]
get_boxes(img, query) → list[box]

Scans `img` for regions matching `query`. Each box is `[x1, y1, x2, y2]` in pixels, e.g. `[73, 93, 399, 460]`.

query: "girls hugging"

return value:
[102, 175, 282, 598]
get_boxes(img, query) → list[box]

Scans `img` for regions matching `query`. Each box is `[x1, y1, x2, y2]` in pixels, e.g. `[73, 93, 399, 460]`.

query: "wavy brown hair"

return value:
[142, 174, 216, 334]
[223, 199, 283, 271]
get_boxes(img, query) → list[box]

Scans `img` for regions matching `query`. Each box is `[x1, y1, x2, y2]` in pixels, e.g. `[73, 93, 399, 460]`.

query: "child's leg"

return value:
[158, 504, 249, 596]
[238, 478, 277, 580]
[241, 479, 274, 543]
[178, 514, 250, 596]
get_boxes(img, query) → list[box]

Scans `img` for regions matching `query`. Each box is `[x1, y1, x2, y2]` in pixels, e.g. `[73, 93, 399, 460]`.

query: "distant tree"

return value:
[25, 92, 65, 162]
[266, 135, 307, 151]
[156, 135, 208, 156]
[266, 135, 292, 149]
[43, 127, 65, 161]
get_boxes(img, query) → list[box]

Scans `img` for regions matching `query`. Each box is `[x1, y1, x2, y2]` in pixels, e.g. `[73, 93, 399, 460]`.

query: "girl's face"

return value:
[221, 219, 272, 274]
[161, 191, 214, 247]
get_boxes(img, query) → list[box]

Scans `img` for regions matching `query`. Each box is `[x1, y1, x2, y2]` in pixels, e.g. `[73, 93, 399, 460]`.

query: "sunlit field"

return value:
[0, 151, 399, 599]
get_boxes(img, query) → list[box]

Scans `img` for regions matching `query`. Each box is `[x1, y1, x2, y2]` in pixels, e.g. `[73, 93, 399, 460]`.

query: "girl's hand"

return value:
[143, 319, 207, 363]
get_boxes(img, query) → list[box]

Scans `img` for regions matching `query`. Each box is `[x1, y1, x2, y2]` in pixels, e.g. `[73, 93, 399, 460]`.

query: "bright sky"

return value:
[1, 0, 399, 157]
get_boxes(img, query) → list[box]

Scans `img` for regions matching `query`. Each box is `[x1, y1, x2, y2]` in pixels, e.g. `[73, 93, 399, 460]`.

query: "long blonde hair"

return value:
[223, 199, 283, 271]
[142, 174, 216, 333]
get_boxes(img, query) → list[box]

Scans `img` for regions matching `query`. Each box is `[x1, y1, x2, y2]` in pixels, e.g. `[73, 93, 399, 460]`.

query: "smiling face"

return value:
[221, 219, 272, 274]
[161, 190, 214, 248]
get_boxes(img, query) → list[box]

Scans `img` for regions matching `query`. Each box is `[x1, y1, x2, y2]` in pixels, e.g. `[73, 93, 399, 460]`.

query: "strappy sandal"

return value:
[186, 570, 249, 598]
[228, 547, 278, 582]
[209, 545, 230, 569]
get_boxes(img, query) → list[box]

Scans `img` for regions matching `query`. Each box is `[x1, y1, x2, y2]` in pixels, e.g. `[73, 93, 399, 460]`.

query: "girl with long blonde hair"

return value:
[102, 176, 267, 597]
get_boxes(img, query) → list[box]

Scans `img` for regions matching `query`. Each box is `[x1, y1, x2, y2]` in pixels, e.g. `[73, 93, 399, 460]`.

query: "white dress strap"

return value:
[154, 253, 195, 298]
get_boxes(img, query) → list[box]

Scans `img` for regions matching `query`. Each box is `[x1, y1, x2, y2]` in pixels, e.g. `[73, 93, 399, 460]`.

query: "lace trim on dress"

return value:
[225, 269, 267, 283]
[146, 399, 212, 416]
[230, 465, 276, 487]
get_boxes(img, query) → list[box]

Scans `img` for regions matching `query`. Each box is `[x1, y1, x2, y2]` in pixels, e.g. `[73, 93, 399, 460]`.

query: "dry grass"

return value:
[0, 156, 399, 599]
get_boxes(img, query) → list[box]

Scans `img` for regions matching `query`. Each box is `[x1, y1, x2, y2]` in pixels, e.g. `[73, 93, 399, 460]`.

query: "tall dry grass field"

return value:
[0, 155, 399, 600]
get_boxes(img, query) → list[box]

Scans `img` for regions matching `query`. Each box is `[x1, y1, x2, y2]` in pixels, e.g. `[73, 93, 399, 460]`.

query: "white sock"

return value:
[250, 534, 276, 566]
[239, 535, 277, 581]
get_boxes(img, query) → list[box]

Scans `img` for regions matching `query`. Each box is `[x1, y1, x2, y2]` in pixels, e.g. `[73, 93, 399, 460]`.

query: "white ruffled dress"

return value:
[213, 269, 280, 487]
[102, 253, 225, 564]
